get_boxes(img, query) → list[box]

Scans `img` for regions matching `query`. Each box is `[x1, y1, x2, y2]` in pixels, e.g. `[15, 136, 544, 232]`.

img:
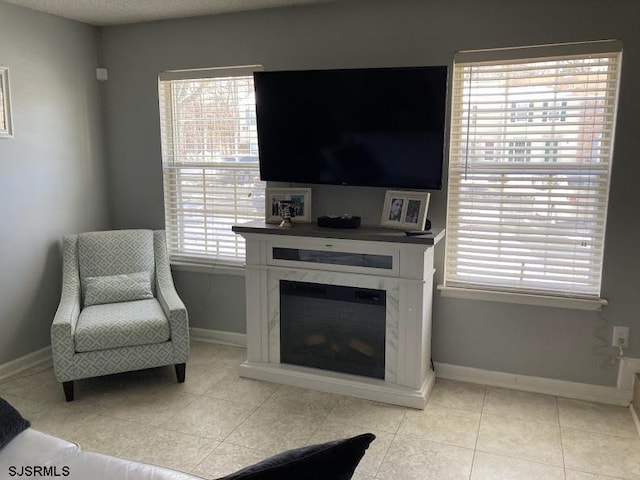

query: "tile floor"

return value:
[1, 340, 639, 480]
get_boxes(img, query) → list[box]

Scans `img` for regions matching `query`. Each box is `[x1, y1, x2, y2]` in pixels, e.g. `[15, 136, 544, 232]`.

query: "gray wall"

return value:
[0, 3, 110, 364]
[101, 0, 640, 386]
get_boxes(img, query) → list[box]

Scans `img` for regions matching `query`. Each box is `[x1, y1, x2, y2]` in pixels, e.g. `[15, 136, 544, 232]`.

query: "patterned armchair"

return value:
[51, 229, 189, 401]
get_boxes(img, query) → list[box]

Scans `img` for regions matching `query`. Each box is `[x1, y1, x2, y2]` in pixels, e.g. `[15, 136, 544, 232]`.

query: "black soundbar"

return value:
[317, 215, 362, 229]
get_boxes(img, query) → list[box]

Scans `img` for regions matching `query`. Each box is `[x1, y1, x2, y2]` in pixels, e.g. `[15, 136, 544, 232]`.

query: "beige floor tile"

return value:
[470, 451, 564, 479]
[185, 356, 236, 379]
[562, 426, 640, 479]
[225, 410, 323, 455]
[325, 396, 407, 433]
[202, 372, 278, 406]
[191, 442, 269, 479]
[558, 398, 638, 438]
[565, 469, 626, 480]
[113, 421, 219, 473]
[73, 366, 189, 402]
[258, 384, 343, 417]
[101, 388, 200, 426]
[73, 413, 219, 473]
[427, 379, 486, 412]
[163, 395, 256, 441]
[189, 341, 223, 360]
[398, 404, 481, 449]
[306, 419, 393, 477]
[64, 415, 137, 456]
[377, 434, 474, 480]
[0, 367, 64, 403]
[25, 395, 130, 441]
[0, 363, 54, 382]
[12, 341, 640, 480]
[28, 399, 108, 442]
[1, 393, 53, 418]
[180, 367, 235, 395]
[476, 413, 563, 466]
[209, 344, 247, 367]
[483, 387, 559, 425]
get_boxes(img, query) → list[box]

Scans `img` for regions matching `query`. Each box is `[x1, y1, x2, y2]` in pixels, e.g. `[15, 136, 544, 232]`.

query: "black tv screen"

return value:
[254, 66, 447, 190]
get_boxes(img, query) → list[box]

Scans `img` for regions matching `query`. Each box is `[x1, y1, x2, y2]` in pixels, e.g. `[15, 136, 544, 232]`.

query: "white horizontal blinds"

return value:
[159, 68, 264, 264]
[445, 43, 621, 297]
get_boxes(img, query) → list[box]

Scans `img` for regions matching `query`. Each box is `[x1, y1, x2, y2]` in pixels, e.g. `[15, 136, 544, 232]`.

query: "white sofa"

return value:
[0, 429, 203, 480]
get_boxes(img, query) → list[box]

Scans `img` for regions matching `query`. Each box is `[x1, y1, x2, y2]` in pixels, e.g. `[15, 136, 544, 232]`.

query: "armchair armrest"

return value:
[154, 231, 189, 361]
[51, 235, 81, 382]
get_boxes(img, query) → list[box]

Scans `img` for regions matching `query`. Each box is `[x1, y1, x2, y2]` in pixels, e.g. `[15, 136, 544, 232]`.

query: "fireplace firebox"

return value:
[280, 280, 386, 379]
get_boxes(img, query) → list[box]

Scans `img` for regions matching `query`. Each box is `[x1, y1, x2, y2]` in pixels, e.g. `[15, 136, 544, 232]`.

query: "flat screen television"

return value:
[254, 66, 448, 190]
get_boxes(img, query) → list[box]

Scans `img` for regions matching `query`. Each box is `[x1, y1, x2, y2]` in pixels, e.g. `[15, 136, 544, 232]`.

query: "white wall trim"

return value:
[190, 327, 247, 347]
[171, 261, 245, 276]
[437, 285, 606, 311]
[630, 403, 640, 437]
[435, 362, 632, 406]
[188, 328, 635, 406]
[617, 356, 640, 390]
[0, 346, 52, 382]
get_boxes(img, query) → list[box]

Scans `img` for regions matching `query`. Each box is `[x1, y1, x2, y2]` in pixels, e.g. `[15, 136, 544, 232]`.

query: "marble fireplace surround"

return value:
[233, 221, 444, 409]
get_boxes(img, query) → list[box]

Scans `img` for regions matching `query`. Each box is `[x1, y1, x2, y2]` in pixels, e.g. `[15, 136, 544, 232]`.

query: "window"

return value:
[510, 102, 534, 123]
[444, 41, 622, 302]
[508, 140, 531, 162]
[158, 66, 265, 266]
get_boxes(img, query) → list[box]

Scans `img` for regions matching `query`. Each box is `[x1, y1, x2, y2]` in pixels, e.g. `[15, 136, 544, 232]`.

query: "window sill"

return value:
[437, 285, 607, 311]
[170, 261, 245, 276]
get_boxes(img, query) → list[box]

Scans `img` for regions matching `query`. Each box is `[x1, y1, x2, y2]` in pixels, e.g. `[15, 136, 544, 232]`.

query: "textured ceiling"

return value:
[2, 0, 346, 26]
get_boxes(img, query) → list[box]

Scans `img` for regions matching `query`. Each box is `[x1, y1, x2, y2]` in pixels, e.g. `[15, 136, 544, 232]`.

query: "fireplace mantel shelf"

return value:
[233, 220, 444, 245]
[233, 222, 445, 409]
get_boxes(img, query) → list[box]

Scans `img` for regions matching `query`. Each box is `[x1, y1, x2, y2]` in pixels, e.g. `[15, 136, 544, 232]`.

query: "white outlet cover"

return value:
[613, 326, 630, 348]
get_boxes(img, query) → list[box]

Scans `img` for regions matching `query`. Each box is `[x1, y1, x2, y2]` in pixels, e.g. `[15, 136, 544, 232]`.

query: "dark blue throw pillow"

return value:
[0, 397, 30, 451]
[217, 433, 375, 480]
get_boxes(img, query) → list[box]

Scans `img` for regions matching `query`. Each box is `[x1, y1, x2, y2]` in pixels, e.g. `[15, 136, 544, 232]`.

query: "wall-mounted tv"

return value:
[254, 65, 448, 190]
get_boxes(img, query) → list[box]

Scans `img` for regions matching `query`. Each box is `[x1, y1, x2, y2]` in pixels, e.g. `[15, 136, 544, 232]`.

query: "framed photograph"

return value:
[0, 67, 13, 138]
[380, 190, 430, 230]
[265, 188, 312, 224]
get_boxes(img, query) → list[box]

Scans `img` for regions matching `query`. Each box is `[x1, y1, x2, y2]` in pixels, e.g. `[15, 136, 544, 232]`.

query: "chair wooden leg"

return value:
[62, 381, 74, 402]
[175, 363, 186, 383]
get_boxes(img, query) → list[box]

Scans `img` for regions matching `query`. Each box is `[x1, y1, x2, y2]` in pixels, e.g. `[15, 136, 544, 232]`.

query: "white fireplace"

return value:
[233, 221, 444, 409]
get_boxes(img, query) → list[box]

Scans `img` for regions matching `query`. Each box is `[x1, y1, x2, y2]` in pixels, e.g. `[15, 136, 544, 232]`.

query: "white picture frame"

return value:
[265, 188, 312, 224]
[0, 67, 13, 138]
[380, 190, 430, 230]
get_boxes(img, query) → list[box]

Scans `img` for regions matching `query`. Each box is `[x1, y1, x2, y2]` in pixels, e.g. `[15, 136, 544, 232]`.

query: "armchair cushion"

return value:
[83, 271, 153, 307]
[75, 299, 170, 352]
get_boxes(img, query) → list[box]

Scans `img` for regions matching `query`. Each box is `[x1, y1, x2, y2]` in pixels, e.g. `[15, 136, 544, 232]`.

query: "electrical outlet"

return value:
[612, 326, 630, 348]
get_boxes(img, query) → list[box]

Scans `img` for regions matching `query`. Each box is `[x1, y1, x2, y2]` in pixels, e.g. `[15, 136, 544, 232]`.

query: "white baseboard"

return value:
[0, 346, 52, 382]
[190, 327, 247, 347]
[435, 362, 632, 406]
[617, 356, 640, 390]
[631, 403, 640, 437]
[4, 332, 630, 407]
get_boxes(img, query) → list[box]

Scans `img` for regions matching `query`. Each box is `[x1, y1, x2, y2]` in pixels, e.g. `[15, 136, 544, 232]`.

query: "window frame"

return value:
[440, 41, 622, 310]
[158, 65, 265, 270]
